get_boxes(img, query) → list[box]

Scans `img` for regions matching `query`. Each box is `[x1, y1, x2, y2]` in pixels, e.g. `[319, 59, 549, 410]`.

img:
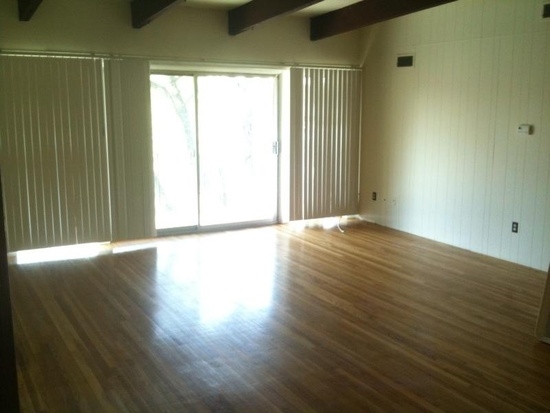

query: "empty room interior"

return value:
[1, 0, 550, 411]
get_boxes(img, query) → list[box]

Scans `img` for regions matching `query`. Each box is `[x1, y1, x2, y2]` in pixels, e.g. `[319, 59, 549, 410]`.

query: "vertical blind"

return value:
[290, 68, 362, 221]
[0, 55, 361, 251]
[0, 56, 111, 251]
[107, 59, 155, 242]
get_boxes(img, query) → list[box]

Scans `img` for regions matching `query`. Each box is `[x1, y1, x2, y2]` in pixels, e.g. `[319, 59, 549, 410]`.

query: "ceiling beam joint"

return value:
[18, 0, 43, 21]
[131, 0, 180, 29]
[310, 0, 457, 41]
[229, 0, 324, 36]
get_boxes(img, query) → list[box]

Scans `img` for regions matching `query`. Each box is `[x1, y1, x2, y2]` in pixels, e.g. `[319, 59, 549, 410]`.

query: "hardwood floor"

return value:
[9, 222, 550, 412]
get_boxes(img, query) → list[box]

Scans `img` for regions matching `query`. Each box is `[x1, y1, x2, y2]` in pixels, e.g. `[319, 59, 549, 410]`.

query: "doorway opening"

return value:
[150, 73, 279, 234]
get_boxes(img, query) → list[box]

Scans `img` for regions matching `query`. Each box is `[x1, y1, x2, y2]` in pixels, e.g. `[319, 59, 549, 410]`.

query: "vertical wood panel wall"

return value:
[290, 68, 361, 221]
[360, 0, 550, 270]
[0, 56, 111, 251]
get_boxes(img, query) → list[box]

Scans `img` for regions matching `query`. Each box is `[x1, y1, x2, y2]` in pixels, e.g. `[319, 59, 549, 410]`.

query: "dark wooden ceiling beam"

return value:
[310, 0, 457, 41]
[18, 0, 43, 21]
[131, 0, 181, 29]
[229, 0, 324, 36]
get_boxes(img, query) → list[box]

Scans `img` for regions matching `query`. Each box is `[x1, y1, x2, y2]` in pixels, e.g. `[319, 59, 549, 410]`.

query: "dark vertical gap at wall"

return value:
[0, 170, 20, 412]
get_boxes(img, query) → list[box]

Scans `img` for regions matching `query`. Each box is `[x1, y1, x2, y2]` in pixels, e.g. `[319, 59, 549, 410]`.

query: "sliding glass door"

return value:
[150, 73, 278, 232]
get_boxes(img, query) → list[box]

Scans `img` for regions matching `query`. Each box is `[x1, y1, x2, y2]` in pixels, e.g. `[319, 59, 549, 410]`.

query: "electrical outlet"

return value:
[512, 222, 519, 233]
[372, 192, 377, 201]
[517, 124, 534, 135]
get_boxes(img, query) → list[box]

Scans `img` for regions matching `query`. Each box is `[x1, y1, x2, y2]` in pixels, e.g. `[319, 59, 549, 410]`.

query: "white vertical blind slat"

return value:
[107, 58, 155, 242]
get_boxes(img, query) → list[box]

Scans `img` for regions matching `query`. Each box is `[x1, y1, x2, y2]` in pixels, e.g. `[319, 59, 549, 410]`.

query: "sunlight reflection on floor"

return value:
[12, 242, 109, 265]
[153, 230, 276, 333]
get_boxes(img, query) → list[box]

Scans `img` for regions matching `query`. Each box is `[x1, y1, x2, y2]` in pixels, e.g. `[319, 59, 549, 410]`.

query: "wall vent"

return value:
[397, 55, 414, 67]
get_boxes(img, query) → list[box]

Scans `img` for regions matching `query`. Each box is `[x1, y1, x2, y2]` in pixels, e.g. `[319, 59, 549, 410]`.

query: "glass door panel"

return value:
[150, 73, 278, 232]
[197, 75, 278, 226]
[150, 75, 198, 230]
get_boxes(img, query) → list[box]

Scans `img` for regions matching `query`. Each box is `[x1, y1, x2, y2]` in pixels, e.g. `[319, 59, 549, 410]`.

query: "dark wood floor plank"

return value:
[9, 222, 550, 412]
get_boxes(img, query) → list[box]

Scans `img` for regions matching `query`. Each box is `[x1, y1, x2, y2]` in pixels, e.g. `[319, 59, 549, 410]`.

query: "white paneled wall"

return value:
[360, 0, 550, 270]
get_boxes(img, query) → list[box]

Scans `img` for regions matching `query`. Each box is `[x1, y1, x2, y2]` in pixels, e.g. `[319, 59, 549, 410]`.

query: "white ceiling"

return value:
[177, 0, 364, 17]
